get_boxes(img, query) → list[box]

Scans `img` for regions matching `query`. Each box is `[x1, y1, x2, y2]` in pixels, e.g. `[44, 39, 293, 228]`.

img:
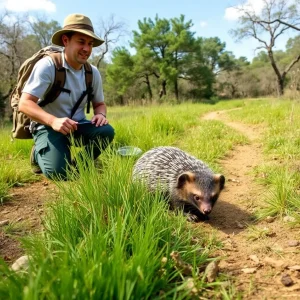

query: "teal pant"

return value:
[32, 123, 115, 180]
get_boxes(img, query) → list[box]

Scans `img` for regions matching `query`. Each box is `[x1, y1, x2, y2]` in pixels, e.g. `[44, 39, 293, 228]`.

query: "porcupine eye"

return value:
[194, 195, 201, 202]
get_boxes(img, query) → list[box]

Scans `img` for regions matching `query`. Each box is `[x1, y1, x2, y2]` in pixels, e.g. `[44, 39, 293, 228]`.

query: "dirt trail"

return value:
[201, 109, 300, 299]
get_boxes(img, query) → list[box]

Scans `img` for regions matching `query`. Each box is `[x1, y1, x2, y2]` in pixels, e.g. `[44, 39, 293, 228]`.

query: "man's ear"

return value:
[61, 34, 69, 47]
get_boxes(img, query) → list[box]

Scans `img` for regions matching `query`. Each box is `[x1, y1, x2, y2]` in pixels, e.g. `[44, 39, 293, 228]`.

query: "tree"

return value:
[105, 47, 135, 104]
[131, 15, 198, 100]
[201, 37, 236, 75]
[93, 14, 128, 68]
[27, 16, 61, 48]
[230, 0, 300, 96]
[0, 12, 30, 117]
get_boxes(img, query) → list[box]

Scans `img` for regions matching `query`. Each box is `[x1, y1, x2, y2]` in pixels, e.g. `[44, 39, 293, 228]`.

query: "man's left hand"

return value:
[91, 113, 108, 127]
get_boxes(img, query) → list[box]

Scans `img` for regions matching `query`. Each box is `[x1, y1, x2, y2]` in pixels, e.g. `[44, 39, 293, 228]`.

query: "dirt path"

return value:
[202, 109, 300, 299]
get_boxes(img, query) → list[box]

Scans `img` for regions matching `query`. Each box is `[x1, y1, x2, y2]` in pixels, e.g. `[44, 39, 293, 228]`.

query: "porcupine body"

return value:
[132, 146, 225, 221]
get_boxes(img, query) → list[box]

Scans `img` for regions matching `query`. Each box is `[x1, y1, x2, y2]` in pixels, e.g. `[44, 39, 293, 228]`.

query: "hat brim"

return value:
[51, 29, 104, 47]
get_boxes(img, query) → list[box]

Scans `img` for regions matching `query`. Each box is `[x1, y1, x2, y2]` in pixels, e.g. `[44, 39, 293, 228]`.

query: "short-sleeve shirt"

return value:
[22, 51, 104, 121]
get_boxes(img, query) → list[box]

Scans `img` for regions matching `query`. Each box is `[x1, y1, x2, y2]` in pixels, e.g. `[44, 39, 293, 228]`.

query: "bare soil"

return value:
[1, 109, 300, 299]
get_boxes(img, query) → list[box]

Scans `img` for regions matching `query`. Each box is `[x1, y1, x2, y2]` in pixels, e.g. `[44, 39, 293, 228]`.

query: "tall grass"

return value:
[0, 127, 39, 202]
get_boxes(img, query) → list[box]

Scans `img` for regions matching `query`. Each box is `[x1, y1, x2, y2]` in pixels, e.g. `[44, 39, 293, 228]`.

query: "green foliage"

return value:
[0, 127, 40, 201]
[255, 165, 300, 219]
[105, 47, 135, 103]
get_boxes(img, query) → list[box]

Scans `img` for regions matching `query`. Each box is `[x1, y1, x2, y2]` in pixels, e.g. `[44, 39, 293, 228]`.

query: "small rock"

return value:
[161, 257, 168, 266]
[288, 265, 300, 271]
[242, 267, 257, 274]
[205, 261, 219, 283]
[11, 255, 29, 272]
[0, 220, 9, 226]
[170, 251, 193, 276]
[281, 273, 294, 287]
[184, 277, 198, 295]
[249, 255, 260, 264]
[235, 221, 245, 229]
[264, 257, 287, 270]
[288, 240, 299, 247]
[228, 178, 240, 183]
[283, 216, 296, 223]
[265, 216, 276, 223]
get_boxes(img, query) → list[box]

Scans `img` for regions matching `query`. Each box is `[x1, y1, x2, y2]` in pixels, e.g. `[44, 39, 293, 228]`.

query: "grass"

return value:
[0, 98, 299, 298]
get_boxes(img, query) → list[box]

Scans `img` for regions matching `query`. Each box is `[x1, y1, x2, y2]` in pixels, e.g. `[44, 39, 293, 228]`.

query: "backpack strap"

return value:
[70, 62, 94, 118]
[84, 62, 93, 114]
[39, 52, 70, 108]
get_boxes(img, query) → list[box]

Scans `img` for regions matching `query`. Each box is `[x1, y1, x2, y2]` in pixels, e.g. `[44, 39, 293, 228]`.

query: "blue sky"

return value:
[1, 0, 298, 62]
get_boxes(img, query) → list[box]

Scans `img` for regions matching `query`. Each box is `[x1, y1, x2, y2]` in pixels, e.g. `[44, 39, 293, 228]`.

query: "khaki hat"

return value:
[51, 14, 104, 47]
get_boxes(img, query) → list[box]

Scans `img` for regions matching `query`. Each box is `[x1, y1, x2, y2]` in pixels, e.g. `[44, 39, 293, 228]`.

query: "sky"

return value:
[0, 0, 298, 62]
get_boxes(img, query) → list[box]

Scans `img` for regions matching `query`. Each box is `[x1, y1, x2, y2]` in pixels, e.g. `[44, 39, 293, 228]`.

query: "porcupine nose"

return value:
[201, 204, 212, 215]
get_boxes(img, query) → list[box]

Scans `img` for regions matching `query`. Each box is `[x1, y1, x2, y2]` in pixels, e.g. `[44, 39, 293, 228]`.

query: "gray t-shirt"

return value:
[23, 51, 104, 121]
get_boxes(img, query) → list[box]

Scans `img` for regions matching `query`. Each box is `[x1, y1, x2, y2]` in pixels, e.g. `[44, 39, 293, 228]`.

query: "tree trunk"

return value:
[145, 74, 153, 100]
[174, 80, 179, 101]
[159, 80, 167, 98]
[276, 77, 284, 97]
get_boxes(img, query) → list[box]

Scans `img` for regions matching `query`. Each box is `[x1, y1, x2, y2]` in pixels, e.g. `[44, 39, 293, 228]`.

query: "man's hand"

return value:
[50, 117, 78, 135]
[91, 113, 108, 127]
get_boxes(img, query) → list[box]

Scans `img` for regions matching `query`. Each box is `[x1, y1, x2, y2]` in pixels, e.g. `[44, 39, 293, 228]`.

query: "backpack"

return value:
[10, 45, 93, 139]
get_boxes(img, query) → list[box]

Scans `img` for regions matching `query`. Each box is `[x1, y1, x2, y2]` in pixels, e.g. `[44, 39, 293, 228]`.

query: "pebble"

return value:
[264, 257, 287, 270]
[0, 220, 9, 226]
[242, 267, 257, 274]
[283, 216, 296, 223]
[288, 240, 299, 247]
[205, 261, 219, 283]
[281, 273, 294, 287]
[11, 255, 29, 272]
[265, 216, 276, 223]
[249, 255, 260, 264]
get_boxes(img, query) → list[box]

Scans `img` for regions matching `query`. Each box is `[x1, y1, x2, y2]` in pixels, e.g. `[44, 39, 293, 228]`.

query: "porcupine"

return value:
[132, 146, 225, 221]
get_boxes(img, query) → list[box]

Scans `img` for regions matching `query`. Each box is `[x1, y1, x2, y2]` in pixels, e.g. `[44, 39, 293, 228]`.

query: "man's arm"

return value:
[19, 93, 78, 135]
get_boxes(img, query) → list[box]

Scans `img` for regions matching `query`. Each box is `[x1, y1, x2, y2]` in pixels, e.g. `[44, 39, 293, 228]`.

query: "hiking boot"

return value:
[30, 145, 42, 174]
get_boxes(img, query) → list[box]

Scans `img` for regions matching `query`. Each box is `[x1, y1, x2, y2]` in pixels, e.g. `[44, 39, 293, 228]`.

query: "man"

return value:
[19, 14, 115, 180]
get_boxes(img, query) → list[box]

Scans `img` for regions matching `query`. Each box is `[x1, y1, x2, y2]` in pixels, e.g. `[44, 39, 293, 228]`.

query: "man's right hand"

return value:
[50, 117, 78, 135]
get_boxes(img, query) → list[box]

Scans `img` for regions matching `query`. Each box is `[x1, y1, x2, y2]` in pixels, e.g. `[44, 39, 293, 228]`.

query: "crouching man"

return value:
[19, 14, 115, 180]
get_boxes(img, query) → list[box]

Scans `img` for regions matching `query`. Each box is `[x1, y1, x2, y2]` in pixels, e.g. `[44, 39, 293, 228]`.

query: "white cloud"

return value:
[4, 0, 56, 12]
[200, 21, 207, 28]
[224, 0, 265, 21]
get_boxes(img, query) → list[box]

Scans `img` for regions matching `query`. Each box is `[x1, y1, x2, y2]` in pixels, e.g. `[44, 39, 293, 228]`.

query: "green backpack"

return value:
[10, 45, 93, 139]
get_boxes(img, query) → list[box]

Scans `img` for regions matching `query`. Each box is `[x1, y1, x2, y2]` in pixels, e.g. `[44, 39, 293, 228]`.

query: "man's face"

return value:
[62, 32, 94, 69]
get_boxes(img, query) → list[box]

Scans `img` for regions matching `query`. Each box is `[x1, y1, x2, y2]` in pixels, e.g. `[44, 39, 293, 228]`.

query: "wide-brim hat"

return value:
[51, 14, 104, 47]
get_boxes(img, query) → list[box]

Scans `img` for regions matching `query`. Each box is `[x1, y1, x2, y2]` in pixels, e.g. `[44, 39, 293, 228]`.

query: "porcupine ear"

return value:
[177, 172, 195, 189]
[214, 174, 225, 190]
